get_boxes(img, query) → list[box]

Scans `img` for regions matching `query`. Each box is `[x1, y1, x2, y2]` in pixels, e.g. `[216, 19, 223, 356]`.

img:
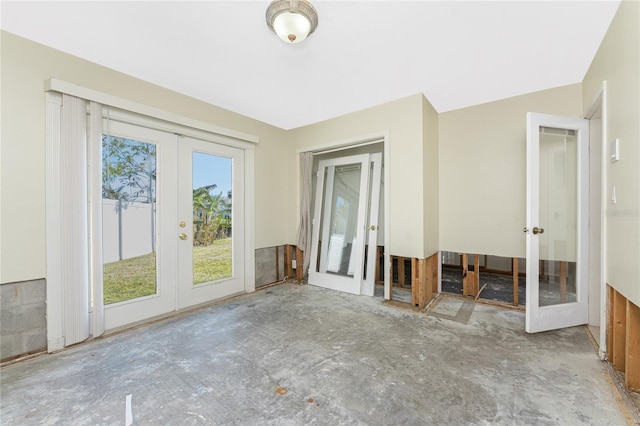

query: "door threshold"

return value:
[104, 291, 247, 337]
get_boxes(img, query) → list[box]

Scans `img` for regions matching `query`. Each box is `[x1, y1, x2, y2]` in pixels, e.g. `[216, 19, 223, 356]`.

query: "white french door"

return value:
[308, 153, 382, 295]
[101, 121, 246, 330]
[525, 112, 589, 333]
[177, 137, 245, 308]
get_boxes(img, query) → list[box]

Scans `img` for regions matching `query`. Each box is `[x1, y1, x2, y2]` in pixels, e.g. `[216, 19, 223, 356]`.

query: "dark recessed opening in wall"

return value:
[441, 251, 526, 307]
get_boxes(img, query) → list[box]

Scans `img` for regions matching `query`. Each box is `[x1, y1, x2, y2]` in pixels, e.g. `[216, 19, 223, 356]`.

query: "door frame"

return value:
[296, 132, 390, 299]
[45, 80, 257, 350]
[585, 81, 608, 360]
[525, 112, 590, 333]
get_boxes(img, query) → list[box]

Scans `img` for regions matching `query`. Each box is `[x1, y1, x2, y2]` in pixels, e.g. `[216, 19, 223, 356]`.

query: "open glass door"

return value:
[309, 154, 371, 295]
[525, 113, 589, 333]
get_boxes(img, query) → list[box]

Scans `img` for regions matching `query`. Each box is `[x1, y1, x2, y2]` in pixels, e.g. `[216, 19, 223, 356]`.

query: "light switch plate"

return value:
[612, 186, 617, 204]
[610, 138, 619, 162]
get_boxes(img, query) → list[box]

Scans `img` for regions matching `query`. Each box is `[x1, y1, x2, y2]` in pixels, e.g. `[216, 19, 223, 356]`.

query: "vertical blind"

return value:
[60, 94, 90, 346]
[47, 93, 105, 349]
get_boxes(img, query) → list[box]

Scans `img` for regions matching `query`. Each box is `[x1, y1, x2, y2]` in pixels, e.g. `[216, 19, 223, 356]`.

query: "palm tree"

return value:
[192, 184, 232, 245]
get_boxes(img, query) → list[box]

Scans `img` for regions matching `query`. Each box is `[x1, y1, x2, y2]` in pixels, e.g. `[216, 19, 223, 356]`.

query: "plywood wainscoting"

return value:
[411, 253, 439, 309]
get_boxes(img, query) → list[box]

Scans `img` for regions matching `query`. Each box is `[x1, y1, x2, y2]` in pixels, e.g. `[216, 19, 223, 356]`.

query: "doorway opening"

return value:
[303, 139, 388, 300]
[585, 89, 605, 356]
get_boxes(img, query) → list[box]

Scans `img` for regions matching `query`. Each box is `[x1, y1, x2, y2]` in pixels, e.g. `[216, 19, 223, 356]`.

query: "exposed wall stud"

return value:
[625, 299, 640, 391]
[411, 255, 435, 309]
[607, 285, 614, 361]
[295, 247, 304, 283]
[473, 254, 480, 296]
[275, 246, 280, 281]
[512, 258, 519, 306]
[284, 245, 293, 278]
[613, 289, 627, 371]
[431, 253, 438, 294]
[462, 253, 469, 297]
[560, 261, 567, 304]
[390, 256, 395, 287]
[462, 254, 478, 297]
[398, 257, 405, 286]
[375, 246, 384, 285]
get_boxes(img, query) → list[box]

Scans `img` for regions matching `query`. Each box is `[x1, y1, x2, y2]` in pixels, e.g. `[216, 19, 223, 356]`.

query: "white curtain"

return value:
[296, 152, 313, 279]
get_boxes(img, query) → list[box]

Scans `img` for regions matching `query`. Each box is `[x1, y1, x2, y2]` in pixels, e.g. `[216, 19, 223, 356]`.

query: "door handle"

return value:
[523, 227, 545, 234]
[370, 225, 376, 231]
[179, 233, 188, 240]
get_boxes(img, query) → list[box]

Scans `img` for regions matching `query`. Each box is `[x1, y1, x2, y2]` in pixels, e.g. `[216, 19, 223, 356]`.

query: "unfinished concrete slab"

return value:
[0, 284, 628, 425]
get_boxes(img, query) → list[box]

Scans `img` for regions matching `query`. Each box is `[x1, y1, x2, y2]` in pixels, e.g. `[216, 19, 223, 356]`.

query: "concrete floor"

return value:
[0, 283, 628, 425]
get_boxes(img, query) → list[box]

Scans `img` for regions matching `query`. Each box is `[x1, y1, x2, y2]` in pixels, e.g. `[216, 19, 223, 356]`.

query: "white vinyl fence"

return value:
[103, 199, 156, 263]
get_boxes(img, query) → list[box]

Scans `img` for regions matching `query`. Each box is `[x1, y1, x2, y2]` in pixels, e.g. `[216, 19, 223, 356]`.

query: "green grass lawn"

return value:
[103, 238, 232, 305]
[193, 238, 232, 285]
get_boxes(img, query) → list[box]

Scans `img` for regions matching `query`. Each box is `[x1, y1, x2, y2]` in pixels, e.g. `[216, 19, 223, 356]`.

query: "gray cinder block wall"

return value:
[255, 246, 285, 288]
[0, 279, 47, 362]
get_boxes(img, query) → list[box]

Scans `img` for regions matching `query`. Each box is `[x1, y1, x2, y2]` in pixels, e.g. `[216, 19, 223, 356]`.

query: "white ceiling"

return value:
[1, 1, 620, 130]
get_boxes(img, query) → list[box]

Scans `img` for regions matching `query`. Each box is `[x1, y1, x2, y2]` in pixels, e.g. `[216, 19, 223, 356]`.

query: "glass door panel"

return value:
[319, 164, 362, 277]
[192, 152, 233, 285]
[102, 135, 158, 304]
[538, 129, 577, 307]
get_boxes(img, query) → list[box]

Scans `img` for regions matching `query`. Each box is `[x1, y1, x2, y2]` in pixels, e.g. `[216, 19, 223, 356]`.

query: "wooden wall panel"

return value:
[295, 247, 304, 283]
[625, 299, 640, 391]
[613, 289, 627, 371]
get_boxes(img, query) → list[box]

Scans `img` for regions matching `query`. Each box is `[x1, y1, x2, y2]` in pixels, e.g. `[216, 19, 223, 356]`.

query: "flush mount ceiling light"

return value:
[266, 0, 318, 44]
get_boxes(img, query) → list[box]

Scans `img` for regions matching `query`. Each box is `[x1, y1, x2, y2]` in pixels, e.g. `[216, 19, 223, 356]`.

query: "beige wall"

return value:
[439, 84, 583, 258]
[287, 94, 435, 258]
[422, 96, 439, 257]
[0, 31, 290, 284]
[583, 0, 640, 307]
